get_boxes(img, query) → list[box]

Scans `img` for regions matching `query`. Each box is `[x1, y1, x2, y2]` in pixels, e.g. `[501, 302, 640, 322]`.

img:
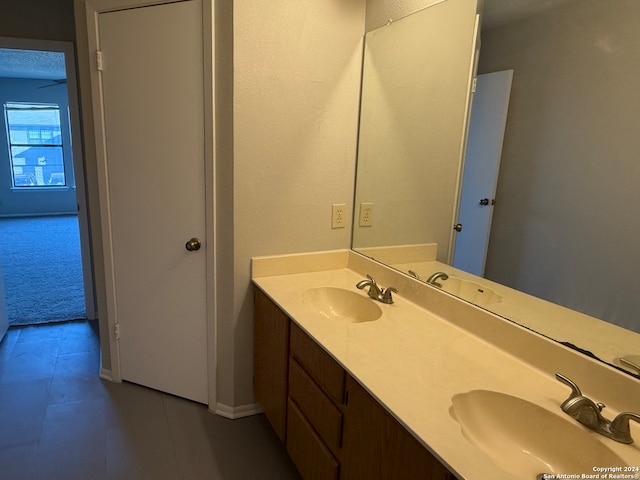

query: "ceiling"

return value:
[0, 48, 66, 80]
[0, 0, 580, 80]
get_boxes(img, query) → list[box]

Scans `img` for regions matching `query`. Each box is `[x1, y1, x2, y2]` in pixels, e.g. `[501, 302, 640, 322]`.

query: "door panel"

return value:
[454, 70, 513, 276]
[98, 0, 207, 403]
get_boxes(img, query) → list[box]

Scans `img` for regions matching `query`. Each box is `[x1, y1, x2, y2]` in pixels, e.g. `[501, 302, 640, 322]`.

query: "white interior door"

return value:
[453, 70, 513, 276]
[97, 0, 207, 403]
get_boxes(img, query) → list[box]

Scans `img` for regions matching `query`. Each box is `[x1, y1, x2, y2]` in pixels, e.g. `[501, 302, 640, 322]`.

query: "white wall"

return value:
[228, 0, 366, 408]
[480, 0, 640, 332]
[0, 262, 7, 342]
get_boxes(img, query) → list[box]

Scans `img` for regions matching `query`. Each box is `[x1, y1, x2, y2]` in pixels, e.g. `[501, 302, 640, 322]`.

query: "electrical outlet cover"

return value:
[359, 203, 373, 227]
[332, 204, 347, 229]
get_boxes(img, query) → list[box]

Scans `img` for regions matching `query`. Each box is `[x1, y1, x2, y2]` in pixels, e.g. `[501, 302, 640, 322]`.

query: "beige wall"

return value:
[228, 0, 366, 408]
[365, 0, 445, 30]
[480, 0, 640, 332]
[353, 0, 479, 263]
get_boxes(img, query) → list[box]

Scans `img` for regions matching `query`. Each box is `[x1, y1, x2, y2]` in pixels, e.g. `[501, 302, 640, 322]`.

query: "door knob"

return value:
[185, 238, 201, 251]
[479, 198, 490, 206]
[453, 223, 462, 232]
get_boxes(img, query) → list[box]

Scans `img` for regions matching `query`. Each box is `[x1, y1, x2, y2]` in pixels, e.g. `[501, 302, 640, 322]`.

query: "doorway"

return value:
[84, 0, 210, 404]
[453, 70, 513, 276]
[0, 38, 95, 332]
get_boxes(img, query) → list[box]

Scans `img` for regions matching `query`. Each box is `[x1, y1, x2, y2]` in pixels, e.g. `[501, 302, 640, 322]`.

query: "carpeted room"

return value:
[0, 214, 86, 327]
[0, 46, 90, 337]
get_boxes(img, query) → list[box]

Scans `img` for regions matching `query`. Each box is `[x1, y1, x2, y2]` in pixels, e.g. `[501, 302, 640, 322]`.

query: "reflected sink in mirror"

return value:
[450, 390, 627, 478]
[439, 277, 502, 307]
[302, 287, 383, 323]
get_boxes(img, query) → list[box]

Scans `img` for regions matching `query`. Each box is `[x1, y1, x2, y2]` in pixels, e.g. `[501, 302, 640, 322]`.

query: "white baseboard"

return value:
[213, 402, 262, 419]
[99, 368, 119, 382]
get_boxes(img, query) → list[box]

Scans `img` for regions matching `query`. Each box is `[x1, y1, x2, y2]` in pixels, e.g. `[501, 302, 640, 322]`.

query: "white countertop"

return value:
[391, 259, 640, 372]
[252, 250, 640, 480]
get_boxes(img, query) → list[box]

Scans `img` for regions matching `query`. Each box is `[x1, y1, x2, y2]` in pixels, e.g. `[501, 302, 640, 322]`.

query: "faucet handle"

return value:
[620, 357, 640, 375]
[556, 373, 583, 401]
[611, 412, 640, 444]
[381, 286, 398, 304]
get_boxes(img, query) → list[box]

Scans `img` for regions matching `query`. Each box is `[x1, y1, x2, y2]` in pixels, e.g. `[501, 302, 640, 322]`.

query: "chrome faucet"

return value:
[356, 275, 398, 304]
[425, 271, 449, 287]
[556, 373, 640, 444]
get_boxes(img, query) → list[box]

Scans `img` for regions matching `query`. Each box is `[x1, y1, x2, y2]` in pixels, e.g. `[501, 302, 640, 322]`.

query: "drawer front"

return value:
[287, 399, 339, 480]
[290, 322, 345, 405]
[289, 358, 343, 457]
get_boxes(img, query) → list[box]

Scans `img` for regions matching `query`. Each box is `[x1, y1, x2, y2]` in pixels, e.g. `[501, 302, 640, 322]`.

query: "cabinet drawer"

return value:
[289, 358, 343, 457]
[290, 322, 345, 405]
[287, 399, 339, 480]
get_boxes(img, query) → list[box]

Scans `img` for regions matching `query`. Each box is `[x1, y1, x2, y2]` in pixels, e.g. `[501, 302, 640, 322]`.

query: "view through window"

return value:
[4, 102, 66, 187]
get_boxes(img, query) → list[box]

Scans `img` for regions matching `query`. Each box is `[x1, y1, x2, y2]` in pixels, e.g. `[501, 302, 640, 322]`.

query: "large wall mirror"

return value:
[352, 0, 640, 379]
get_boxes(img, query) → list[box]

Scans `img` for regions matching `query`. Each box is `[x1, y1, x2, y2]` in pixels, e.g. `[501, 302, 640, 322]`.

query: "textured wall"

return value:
[227, 0, 366, 408]
[480, 0, 640, 332]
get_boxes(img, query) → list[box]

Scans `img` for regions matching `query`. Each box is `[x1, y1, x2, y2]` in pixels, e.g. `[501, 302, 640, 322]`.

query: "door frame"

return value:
[0, 36, 96, 321]
[76, 0, 217, 406]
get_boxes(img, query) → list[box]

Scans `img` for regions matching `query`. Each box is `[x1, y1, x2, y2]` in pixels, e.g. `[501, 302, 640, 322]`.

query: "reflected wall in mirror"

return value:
[352, 0, 479, 263]
[352, 0, 640, 378]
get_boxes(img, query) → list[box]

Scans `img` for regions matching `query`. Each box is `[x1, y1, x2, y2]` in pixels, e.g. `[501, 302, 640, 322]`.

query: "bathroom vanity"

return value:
[252, 250, 640, 480]
[254, 287, 455, 479]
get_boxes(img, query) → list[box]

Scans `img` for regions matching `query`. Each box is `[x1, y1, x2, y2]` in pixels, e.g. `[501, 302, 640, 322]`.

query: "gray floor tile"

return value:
[106, 423, 180, 480]
[32, 446, 108, 480]
[0, 379, 50, 448]
[0, 328, 20, 361]
[16, 324, 65, 343]
[38, 399, 107, 450]
[0, 321, 301, 480]
[0, 442, 37, 480]
[48, 370, 108, 405]
[54, 350, 101, 377]
[0, 338, 59, 384]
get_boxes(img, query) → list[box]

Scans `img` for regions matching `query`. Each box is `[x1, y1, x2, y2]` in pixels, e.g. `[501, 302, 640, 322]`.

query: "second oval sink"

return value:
[450, 390, 627, 478]
[302, 287, 382, 323]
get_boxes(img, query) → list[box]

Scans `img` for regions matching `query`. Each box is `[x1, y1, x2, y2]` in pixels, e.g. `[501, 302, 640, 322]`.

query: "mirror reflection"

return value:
[352, 0, 640, 377]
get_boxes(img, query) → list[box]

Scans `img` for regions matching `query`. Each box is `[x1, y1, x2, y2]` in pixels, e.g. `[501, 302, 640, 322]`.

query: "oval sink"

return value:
[302, 287, 382, 323]
[450, 390, 626, 478]
[440, 277, 502, 306]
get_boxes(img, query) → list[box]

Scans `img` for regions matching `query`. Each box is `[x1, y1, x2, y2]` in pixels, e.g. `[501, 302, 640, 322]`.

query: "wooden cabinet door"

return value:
[342, 375, 456, 480]
[287, 399, 339, 480]
[254, 288, 290, 441]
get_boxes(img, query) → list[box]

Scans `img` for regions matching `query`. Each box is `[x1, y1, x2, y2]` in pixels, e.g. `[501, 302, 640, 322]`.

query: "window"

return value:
[4, 102, 66, 188]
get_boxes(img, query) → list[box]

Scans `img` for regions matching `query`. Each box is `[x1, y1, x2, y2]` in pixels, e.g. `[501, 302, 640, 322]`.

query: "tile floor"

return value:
[0, 320, 301, 480]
